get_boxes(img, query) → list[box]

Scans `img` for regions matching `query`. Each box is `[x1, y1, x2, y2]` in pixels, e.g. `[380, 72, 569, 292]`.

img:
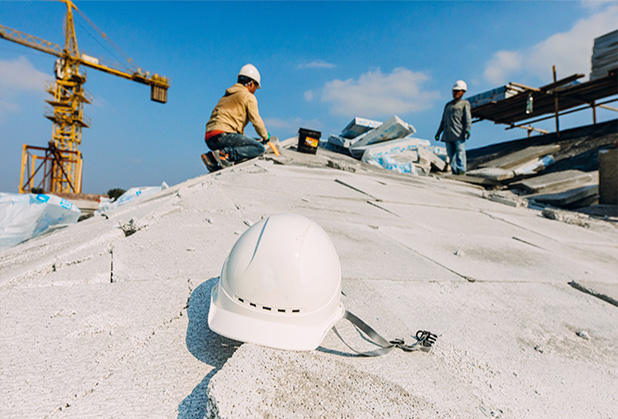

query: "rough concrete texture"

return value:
[1, 147, 618, 418]
[206, 344, 450, 419]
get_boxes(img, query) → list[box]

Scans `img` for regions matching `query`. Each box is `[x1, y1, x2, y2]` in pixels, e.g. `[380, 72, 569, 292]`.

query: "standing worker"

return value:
[202, 64, 271, 172]
[435, 80, 472, 175]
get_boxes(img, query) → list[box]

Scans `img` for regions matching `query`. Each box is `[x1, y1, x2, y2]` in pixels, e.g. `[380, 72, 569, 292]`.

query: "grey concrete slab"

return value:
[467, 167, 515, 181]
[518, 170, 593, 193]
[322, 278, 618, 418]
[323, 174, 508, 214]
[378, 224, 615, 283]
[319, 220, 462, 281]
[0, 219, 124, 290]
[52, 278, 236, 419]
[206, 343, 453, 419]
[443, 173, 501, 187]
[531, 184, 599, 206]
[377, 201, 531, 237]
[478, 144, 560, 170]
[481, 209, 618, 245]
[0, 280, 190, 419]
[478, 212, 618, 281]
[111, 211, 242, 282]
[2, 150, 617, 419]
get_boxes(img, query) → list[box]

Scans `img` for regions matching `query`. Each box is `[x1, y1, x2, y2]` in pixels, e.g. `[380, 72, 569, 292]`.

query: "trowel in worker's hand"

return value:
[266, 136, 280, 156]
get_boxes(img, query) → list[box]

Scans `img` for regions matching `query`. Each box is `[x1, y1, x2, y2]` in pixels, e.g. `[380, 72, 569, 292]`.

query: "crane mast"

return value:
[0, 0, 170, 194]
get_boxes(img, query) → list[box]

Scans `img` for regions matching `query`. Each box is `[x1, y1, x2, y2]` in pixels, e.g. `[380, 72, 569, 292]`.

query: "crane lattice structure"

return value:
[0, 0, 170, 194]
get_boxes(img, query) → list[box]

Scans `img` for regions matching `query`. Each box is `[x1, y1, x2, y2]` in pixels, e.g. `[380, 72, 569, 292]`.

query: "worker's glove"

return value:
[465, 130, 471, 140]
[434, 134, 440, 141]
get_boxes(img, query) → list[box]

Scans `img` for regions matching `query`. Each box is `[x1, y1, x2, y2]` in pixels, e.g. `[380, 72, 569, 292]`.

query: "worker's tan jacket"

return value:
[206, 83, 268, 140]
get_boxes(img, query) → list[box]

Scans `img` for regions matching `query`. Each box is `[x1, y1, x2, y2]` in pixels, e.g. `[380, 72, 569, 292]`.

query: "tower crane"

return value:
[0, 0, 170, 194]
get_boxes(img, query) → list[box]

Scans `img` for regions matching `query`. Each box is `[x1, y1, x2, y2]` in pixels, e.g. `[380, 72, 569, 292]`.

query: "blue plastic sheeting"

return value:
[0, 193, 81, 251]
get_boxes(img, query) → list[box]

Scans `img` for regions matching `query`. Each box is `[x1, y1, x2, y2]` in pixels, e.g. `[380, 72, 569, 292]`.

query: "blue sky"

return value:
[1, 0, 616, 194]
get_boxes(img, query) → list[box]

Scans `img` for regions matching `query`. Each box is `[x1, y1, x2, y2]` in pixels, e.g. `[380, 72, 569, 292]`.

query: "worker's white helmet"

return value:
[238, 63, 261, 88]
[208, 214, 344, 351]
[453, 80, 467, 91]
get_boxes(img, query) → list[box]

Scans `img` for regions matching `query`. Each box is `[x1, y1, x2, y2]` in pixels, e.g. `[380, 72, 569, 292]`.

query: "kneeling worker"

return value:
[202, 64, 271, 171]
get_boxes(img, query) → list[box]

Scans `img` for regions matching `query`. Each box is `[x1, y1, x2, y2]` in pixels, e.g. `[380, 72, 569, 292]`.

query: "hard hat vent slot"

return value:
[235, 296, 301, 314]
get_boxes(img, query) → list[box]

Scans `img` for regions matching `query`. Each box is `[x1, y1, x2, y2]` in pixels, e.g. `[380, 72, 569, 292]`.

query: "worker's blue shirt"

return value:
[436, 98, 472, 142]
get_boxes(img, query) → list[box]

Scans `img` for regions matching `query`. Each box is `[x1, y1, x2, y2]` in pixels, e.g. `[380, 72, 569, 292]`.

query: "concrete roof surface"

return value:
[1, 148, 617, 418]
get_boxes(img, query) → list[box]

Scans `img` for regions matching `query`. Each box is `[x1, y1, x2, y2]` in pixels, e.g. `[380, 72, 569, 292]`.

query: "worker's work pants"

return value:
[207, 133, 265, 163]
[446, 140, 466, 175]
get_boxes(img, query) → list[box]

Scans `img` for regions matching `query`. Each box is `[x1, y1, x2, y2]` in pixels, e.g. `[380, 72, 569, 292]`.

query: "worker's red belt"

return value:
[205, 130, 225, 142]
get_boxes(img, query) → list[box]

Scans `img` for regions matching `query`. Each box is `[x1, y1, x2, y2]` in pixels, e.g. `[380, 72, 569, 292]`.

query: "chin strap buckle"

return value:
[389, 330, 438, 353]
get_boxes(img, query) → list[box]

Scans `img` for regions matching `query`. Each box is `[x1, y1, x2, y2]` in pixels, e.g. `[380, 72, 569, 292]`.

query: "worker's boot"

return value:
[213, 150, 232, 168]
[201, 152, 221, 172]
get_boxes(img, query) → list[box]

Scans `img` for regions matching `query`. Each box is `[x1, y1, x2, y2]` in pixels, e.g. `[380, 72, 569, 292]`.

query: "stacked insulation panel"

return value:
[590, 30, 618, 80]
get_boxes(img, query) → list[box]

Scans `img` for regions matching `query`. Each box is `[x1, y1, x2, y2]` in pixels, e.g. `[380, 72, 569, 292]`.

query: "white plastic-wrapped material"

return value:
[349, 116, 416, 158]
[340, 117, 382, 139]
[467, 85, 518, 108]
[0, 193, 81, 251]
[96, 182, 169, 214]
[361, 138, 429, 174]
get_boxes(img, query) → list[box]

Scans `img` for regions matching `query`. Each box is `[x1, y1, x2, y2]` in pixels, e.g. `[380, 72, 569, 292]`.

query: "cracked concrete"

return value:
[1, 147, 617, 418]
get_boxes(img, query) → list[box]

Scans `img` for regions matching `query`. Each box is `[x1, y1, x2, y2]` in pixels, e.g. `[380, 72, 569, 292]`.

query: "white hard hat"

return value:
[208, 214, 345, 351]
[453, 80, 467, 91]
[238, 63, 261, 88]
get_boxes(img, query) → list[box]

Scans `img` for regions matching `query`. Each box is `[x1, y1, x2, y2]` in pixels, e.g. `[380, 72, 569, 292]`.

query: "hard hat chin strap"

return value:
[332, 310, 437, 357]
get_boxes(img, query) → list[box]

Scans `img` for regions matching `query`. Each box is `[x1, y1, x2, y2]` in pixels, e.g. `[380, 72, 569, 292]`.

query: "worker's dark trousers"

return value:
[445, 140, 466, 174]
[206, 133, 265, 163]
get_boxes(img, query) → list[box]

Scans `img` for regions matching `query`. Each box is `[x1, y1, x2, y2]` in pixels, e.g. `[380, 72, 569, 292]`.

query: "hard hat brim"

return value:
[208, 284, 345, 351]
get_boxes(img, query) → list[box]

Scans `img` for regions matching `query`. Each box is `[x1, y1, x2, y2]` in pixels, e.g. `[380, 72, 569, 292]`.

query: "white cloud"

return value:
[304, 90, 314, 102]
[297, 60, 336, 69]
[581, 0, 616, 10]
[318, 67, 440, 117]
[0, 56, 50, 94]
[483, 5, 618, 84]
[483, 51, 523, 84]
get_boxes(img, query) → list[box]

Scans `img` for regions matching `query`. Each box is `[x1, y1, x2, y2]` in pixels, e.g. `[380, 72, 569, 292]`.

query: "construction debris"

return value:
[324, 115, 447, 176]
[482, 191, 527, 208]
[461, 121, 617, 215]
[530, 185, 599, 208]
[541, 207, 591, 228]
[467, 168, 515, 182]
[516, 170, 593, 194]
[478, 145, 560, 170]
